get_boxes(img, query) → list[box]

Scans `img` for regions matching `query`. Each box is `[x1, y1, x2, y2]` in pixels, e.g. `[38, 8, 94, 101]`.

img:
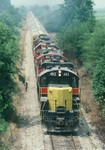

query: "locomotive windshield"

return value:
[48, 76, 77, 87]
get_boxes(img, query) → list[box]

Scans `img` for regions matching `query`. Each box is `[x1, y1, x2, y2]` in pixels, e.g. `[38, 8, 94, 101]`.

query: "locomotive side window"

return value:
[72, 77, 78, 87]
[40, 76, 46, 87]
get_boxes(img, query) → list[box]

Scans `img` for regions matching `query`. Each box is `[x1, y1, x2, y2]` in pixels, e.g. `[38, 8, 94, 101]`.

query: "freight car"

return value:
[30, 12, 80, 132]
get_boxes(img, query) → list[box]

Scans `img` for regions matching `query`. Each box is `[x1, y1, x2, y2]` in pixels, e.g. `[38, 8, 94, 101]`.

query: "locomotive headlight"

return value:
[58, 70, 61, 76]
[58, 73, 61, 77]
[58, 70, 61, 74]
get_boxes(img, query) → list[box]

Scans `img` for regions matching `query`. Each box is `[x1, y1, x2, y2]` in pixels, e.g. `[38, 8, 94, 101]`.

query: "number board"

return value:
[63, 72, 70, 76]
[50, 72, 57, 76]
[49, 71, 70, 76]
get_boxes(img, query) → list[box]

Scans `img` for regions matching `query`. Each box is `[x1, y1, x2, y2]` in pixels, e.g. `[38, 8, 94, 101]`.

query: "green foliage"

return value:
[0, 0, 10, 12]
[18, 6, 27, 19]
[0, 22, 19, 120]
[31, 5, 51, 29]
[92, 59, 105, 103]
[31, 0, 95, 32]
[0, 6, 22, 29]
[57, 0, 95, 62]
[57, 21, 89, 59]
[0, 118, 8, 133]
[44, 9, 63, 32]
[83, 23, 105, 69]
[31, 5, 63, 32]
[0, 2, 25, 121]
[82, 23, 105, 103]
[60, 0, 95, 24]
[0, 1, 26, 149]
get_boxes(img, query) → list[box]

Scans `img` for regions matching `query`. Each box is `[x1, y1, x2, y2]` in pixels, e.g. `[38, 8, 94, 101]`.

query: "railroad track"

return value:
[44, 133, 83, 150]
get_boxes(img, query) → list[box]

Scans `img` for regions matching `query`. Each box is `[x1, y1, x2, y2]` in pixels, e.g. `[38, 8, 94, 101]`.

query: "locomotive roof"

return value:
[39, 66, 79, 78]
[49, 43, 60, 50]
[35, 43, 47, 50]
[41, 61, 74, 68]
[36, 52, 67, 61]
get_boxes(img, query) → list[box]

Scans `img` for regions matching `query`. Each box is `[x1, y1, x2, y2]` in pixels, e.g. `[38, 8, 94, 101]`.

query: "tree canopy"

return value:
[57, 0, 95, 62]
[0, 0, 25, 126]
[60, 0, 94, 24]
[82, 23, 105, 103]
[0, 22, 19, 119]
[0, 0, 10, 12]
[0, 6, 22, 29]
[57, 21, 89, 59]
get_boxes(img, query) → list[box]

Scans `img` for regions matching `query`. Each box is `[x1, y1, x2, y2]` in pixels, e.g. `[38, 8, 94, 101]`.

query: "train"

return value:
[30, 12, 80, 132]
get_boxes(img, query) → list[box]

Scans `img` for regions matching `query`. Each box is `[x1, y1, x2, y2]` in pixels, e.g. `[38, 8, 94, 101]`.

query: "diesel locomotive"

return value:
[30, 12, 80, 132]
[38, 66, 80, 132]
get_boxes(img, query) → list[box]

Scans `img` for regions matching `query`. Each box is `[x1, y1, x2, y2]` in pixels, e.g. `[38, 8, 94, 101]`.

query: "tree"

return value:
[57, 0, 95, 63]
[31, 5, 63, 32]
[0, 1, 25, 148]
[0, 1, 26, 121]
[0, 0, 10, 12]
[57, 21, 89, 61]
[0, 6, 22, 29]
[92, 58, 105, 103]
[82, 23, 105, 103]
[60, 0, 95, 24]
[0, 22, 19, 120]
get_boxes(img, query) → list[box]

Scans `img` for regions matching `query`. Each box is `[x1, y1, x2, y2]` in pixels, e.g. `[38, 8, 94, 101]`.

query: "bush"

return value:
[57, 21, 89, 61]
[82, 22, 105, 103]
[0, 118, 8, 133]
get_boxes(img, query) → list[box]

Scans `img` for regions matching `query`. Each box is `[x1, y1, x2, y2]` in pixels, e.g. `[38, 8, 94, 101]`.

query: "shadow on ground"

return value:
[16, 115, 41, 128]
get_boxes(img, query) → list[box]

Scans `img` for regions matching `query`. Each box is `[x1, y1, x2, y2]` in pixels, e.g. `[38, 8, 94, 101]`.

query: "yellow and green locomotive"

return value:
[38, 66, 80, 132]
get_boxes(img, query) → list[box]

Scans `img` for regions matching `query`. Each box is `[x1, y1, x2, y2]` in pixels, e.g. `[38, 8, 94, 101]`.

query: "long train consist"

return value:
[30, 12, 80, 132]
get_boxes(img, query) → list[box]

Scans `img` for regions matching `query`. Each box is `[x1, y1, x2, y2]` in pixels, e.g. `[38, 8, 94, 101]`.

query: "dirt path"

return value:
[11, 17, 44, 150]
